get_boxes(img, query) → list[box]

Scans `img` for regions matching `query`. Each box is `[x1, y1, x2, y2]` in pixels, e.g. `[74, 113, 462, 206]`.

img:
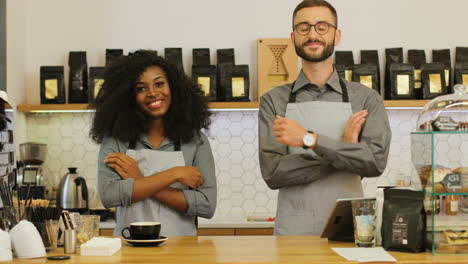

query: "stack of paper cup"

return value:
[0, 229, 12, 262]
[9, 220, 46, 259]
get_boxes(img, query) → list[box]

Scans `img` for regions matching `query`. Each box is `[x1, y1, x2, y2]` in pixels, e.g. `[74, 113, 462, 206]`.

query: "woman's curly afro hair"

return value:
[89, 49, 211, 144]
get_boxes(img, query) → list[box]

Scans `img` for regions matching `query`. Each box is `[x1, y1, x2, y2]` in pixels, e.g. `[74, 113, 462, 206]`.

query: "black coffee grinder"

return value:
[17, 142, 47, 199]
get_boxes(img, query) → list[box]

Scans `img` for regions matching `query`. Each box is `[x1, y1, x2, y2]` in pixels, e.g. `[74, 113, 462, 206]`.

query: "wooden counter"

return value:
[8, 236, 468, 263]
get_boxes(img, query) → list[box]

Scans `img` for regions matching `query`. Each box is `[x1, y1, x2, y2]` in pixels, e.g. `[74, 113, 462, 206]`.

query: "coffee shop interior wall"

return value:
[6, 0, 468, 216]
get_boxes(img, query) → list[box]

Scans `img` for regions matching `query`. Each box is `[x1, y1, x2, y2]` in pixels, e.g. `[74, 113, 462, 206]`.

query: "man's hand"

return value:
[104, 153, 143, 180]
[343, 110, 368, 144]
[273, 115, 307, 147]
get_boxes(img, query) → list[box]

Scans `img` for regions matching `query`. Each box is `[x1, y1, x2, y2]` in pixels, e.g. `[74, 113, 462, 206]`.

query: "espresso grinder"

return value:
[17, 142, 47, 199]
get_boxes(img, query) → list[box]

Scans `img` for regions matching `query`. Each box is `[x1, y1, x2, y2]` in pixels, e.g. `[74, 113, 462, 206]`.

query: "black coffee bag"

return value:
[216, 49, 236, 101]
[385, 48, 404, 99]
[192, 48, 210, 66]
[432, 49, 451, 91]
[216, 64, 232, 102]
[335, 50, 354, 66]
[225, 65, 250, 102]
[454, 62, 468, 87]
[382, 188, 426, 253]
[68, 51, 88, 103]
[164, 48, 184, 73]
[360, 50, 379, 66]
[217, 48, 235, 65]
[389, 63, 415, 99]
[192, 65, 217, 102]
[335, 51, 354, 82]
[88, 67, 105, 102]
[352, 64, 380, 94]
[105, 49, 124, 66]
[40, 66, 65, 104]
[408, 50, 426, 99]
[360, 50, 380, 90]
[421, 63, 447, 99]
[408, 50, 426, 68]
[456, 47, 468, 63]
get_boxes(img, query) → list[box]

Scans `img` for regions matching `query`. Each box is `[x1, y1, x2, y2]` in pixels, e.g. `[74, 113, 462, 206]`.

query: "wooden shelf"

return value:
[208, 101, 259, 109]
[383, 100, 429, 108]
[16, 100, 430, 112]
[17, 103, 90, 112]
[16, 102, 260, 112]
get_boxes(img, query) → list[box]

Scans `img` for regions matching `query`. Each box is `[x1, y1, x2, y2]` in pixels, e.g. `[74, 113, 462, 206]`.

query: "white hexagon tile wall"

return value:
[23, 109, 468, 219]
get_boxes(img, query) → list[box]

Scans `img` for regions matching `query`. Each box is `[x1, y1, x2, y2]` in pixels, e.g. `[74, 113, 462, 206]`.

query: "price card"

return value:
[432, 116, 458, 131]
[441, 173, 463, 193]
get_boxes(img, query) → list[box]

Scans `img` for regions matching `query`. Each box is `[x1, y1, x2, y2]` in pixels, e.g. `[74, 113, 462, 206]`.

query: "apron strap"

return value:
[288, 82, 297, 103]
[288, 78, 349, 103]
[174, 140, 181, 151]
[128, 140, 136, 150]
[339, 78, 349, 103]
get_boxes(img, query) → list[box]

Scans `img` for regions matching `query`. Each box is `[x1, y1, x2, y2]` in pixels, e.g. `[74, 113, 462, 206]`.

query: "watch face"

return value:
[303, 133, 315, 147]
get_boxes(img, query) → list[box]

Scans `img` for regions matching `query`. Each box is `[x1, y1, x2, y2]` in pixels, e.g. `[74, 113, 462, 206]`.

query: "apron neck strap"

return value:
[174, 140, 181, 151]
[128, 140, 136, 150]
[339, 78, 349, 103]
[288, 78, 349, 103]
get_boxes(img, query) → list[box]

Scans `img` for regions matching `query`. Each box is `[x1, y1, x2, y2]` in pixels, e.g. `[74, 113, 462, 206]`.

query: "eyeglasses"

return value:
[293, 21, 336, 36]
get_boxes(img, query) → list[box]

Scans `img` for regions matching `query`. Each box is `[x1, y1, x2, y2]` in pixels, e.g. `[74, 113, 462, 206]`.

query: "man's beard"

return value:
[294, 38, 335, 62]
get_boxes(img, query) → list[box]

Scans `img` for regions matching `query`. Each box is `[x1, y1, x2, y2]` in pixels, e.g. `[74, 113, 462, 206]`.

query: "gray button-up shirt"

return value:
[259, 70, 391, 189]
[97, 132, 216, 219]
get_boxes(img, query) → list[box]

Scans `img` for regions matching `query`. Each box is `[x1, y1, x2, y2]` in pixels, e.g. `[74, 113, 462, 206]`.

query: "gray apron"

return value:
[114, 141, 196, 237]
[275, 79, 364, 235]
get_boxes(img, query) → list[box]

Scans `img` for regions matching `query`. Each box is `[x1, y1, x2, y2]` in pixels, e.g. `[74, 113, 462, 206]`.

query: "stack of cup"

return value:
[0, 229, 12, 262]
[9, 220, 46, 259]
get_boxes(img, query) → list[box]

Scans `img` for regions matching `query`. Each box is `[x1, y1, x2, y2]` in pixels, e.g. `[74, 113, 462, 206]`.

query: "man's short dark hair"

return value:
[292, 0, 338, 28]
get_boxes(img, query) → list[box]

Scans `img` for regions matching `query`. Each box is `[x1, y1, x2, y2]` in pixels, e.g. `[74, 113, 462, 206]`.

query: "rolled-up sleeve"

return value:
[314, 90, 391, 177]
[182, 133, 217, 219]
[97, 137, 135, 208]
[259, 94, 323, 190]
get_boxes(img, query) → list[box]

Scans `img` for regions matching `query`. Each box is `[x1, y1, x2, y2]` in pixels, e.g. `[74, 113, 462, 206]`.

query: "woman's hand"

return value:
[104, 153, 143, 180]
[170, 166, 204, 189]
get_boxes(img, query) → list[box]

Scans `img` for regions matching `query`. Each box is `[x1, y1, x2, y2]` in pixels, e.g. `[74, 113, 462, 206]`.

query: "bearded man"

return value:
[258, 0, 391, 235]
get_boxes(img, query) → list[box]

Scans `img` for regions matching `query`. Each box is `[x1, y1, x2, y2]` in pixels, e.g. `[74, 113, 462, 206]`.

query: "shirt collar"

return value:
[137, 134, 171, 150]
[291, 68, 343, 94]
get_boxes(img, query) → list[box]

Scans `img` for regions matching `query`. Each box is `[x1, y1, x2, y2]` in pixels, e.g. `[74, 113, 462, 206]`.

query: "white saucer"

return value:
[123, 236, 167, 247]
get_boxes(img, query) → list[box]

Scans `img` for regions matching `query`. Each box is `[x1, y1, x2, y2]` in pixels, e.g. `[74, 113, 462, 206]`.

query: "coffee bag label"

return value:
[232, 77, 245, 97]
[463, 74, 468, 86]
[198, 77, 211, 96]
[360, 75, 373, 89]
[345, 70, 353, 82]
[392, 214, 408, 245]
[414, 69, 422, 81]
[45, 79, 58, 99]
[429, 74, 442, 93]
[94, 79, 104, 98]
[397, 75, 410, 95]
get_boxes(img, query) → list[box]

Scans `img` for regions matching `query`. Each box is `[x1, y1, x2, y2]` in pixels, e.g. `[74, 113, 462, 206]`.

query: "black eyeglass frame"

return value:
[293, 21, 337, 36]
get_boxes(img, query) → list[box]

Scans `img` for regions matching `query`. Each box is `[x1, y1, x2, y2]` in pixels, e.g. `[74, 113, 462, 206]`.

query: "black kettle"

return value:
[56, 167, 89, 213]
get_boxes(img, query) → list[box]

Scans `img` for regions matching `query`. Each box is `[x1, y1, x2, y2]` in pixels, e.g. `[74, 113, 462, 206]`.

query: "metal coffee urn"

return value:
[57, 167, 89, 213]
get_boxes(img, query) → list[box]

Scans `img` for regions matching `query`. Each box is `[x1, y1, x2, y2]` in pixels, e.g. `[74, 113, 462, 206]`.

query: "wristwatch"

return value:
[302, 130, 316, 149]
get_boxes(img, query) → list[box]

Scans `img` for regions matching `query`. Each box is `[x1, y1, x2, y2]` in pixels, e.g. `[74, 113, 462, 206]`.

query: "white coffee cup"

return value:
[0, 229, 11, 250]
[0, 248, 12, 262]
[9, 220, 46, 259]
